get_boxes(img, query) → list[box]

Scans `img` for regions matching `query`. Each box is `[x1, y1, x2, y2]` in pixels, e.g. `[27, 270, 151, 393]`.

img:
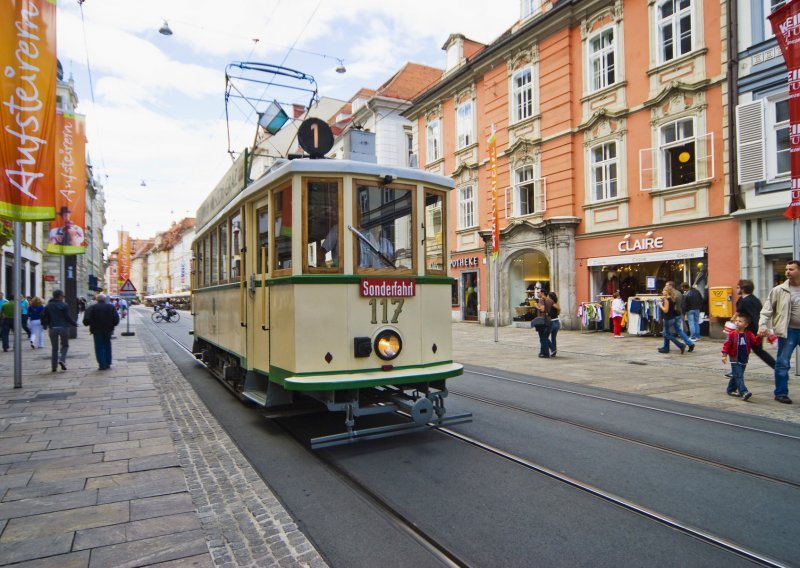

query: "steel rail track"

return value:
[436, 426, 790, 568]
[143, 313, 470, 568]
[450, 388, 800, 490]
[463, 367, 800, 441]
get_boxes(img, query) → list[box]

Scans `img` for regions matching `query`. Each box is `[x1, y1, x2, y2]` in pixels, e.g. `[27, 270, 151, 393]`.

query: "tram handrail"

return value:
[261, 246, 268, 330]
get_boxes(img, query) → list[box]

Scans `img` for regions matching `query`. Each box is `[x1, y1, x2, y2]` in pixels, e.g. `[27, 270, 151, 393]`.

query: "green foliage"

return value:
[0, 222, 12, 248]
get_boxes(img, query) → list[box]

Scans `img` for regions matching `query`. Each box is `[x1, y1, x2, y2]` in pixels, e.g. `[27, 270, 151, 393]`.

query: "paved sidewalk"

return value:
[0, 314, 326, 568]
[452, 322, 800, 425]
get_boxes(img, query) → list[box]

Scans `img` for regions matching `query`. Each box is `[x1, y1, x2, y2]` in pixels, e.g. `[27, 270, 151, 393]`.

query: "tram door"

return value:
[247, 200, 271, 377]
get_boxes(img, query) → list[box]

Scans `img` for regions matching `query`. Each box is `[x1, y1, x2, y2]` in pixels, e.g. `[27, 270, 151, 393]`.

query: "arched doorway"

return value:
[508, 250, 550, 321]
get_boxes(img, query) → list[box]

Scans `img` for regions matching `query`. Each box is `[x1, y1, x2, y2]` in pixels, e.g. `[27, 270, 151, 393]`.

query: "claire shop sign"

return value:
[360, 278, 416, 297]
[617, 235, 664, 253]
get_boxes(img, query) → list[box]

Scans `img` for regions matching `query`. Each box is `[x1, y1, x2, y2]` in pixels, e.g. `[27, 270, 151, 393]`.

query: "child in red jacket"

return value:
[721, 312, 762, 401]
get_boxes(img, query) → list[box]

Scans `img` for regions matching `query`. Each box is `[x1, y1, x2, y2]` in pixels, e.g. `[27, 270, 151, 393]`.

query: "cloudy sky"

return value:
[56, 0, 521, 248]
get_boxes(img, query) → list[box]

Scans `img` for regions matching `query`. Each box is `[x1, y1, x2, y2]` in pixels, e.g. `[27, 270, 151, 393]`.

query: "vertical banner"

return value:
[488, 124, 499, 257]
[118, 230, 131, 286]
[770, 1, 800, 220]
[0, 0, 58, 221]
[46, 112, 87, 254]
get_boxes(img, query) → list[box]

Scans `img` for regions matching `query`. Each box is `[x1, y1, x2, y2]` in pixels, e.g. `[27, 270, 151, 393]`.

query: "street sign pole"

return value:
[119, 279, 137, 337]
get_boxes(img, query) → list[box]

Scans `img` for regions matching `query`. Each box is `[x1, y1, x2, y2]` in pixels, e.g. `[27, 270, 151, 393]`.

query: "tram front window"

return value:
[305, 180, 341, 271]
[354, 181, 413, 272]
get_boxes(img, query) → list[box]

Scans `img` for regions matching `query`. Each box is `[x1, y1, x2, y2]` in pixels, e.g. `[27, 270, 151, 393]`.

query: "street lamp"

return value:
[159, 20, 173, 36]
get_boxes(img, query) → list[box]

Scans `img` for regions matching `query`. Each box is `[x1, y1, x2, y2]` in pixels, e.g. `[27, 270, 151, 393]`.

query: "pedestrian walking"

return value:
[547, 291, 561, 357]
[658, 287, 695, 354]
[0, 294, 15, 352]
[19, 296, 30, 338]
[535, 292, 554, 358]
[28, 297, 45, 349]
[758, 259, 800, 404]
[82, 293, 120, 370]
[43, 289, 78, 372]
[610, 291, 626, 337]
[681, 282, 703, 340]
[735, 279, 775, 371]
[721, 312, 761, 401]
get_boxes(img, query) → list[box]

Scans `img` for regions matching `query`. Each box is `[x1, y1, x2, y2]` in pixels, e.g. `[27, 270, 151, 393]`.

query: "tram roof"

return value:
[197, 158, 455, 233]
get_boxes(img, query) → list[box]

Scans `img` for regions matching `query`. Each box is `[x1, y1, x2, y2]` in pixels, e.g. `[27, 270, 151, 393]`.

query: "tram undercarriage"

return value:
[193, 337, 471, 449]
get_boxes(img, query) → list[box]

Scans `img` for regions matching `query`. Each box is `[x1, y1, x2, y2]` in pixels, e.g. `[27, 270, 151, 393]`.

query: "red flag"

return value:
[769, 1, 800, 219]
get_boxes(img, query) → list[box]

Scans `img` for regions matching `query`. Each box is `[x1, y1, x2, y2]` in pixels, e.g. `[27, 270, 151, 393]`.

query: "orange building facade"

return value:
[406, 0, 736, 334]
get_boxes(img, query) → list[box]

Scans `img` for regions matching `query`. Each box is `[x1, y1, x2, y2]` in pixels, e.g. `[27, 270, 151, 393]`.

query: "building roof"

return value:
[374, 62, 443, 101]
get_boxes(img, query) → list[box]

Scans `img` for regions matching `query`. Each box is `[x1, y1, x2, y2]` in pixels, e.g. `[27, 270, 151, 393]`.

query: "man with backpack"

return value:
[83, 294, 120, 370]
[42, 290, 78, 372]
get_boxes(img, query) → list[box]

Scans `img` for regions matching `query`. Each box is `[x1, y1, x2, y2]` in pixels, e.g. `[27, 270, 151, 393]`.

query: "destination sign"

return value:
[360, 278, 416, 297]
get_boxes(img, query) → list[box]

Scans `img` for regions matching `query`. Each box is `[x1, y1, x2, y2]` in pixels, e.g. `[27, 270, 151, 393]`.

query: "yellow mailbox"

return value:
[709, 286, 733, 318]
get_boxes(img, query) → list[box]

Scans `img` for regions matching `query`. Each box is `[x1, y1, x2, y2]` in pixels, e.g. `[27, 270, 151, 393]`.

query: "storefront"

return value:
[451, 254, 483, 322]
[575, 221, 740, 336]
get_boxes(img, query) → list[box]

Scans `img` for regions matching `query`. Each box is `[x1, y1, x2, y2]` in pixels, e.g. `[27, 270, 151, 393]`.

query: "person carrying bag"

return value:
[533, 294, 554, 358]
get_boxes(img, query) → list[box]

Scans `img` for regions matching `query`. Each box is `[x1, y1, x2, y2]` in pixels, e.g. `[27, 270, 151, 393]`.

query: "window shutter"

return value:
[535, 178, 547, 213]
[695, 132, 714, 182]
[736, 100, 766, 184]
[639, 147, 657, 191]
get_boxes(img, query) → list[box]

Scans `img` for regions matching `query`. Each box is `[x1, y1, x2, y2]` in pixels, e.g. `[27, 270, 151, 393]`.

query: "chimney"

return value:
[292, 104, 306, 119]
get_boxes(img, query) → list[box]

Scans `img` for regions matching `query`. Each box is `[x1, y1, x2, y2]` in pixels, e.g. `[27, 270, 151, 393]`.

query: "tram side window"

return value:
[354, 181, 414, 272]
[210, 230, 218, 285]
[193, 244, 202, 288]
[257, 206, 269, 273]
[305, 180, 341, 271]
[231, 212, 242, 280]
[219, 221, 228, 284]
[274, 188, 292, 270]
[424, 190, 446, 274]
[203, 237, 211, 287]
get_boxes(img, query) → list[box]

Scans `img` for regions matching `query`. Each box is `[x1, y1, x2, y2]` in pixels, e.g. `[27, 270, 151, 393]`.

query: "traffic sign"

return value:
[119, 279, 137, 293]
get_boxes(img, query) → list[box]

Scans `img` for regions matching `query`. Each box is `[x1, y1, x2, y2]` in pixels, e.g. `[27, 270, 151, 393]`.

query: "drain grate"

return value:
[8, 391, 77, 403]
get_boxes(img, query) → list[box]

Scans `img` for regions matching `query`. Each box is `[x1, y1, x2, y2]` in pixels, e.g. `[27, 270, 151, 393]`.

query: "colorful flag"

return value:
[118, 231, 131, 285]
[46, 112, 87, 254]
[0, 0, 58, 221]
[488, 124, 499, 257]
[769, 1, 800, 220]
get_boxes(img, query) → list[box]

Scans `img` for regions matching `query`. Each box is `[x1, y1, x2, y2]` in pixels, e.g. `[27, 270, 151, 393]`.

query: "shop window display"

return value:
[591, 257, 708, 302]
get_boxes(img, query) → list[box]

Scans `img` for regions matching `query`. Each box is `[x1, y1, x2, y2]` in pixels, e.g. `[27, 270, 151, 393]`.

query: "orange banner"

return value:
[0, 0, 58, 221]
[46, 111, 87, 254]
[118, 231, 131, 284]
[488, 124, 499, 257]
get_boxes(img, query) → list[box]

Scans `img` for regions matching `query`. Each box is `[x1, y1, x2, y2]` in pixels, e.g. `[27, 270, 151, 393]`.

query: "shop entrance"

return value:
[509, 251, 550, 322]
[461, 271, 479, 321]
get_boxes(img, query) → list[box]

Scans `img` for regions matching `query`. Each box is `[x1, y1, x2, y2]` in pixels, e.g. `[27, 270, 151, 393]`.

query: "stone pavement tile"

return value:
[1, 501, 129, 542]
[146, 554, 215, 567]
[0, 453, 31, 466]
[0, 428, 45, 439]
[2, 420, 62, 433]
[128, 453, 179, 472]
[3, 479, 86, 502]
[130, 492, 195, 521]
[30, 459, 129, 483]
[78, 511, 201, 550]
[27, 446, 95, 461]
[127, 428, 171, 441]
[0, 471, 32, 492]
[107, 422, 169, 435]
[87, 528, 208, 568]
[0, 438, 49, 456]
[103, 443, 174, 462]
[93, 468, 187, 504]
[8, 452, 103, 474]
[92, 440, 140, 453]
[6, 550, 91, 568]
[0, 533, 74, 565]
[0, 489, 98, 521]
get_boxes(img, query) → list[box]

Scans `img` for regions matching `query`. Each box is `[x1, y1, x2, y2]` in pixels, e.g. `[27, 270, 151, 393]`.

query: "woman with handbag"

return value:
[534, 293, 554, 358]
[547, 292, 561, 357]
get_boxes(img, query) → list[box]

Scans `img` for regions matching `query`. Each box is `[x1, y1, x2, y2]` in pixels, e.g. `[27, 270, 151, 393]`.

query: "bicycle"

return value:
[151, 306, 181, 323]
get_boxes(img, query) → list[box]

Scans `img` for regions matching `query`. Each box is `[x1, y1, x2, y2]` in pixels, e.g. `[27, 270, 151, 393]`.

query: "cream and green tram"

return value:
[191, 157, 468, 447]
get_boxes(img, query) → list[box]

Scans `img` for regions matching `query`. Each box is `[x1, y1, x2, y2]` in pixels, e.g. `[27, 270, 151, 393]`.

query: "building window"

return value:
[588, 27, 615, 92]
[426, 119, 441, 162]
[458, 185, 475, 229]
[515, 166, 535, 215]
[765, 1, 789, 39]
[511, 68, 533, 123]
[590, 142, 618, 201]
[405, 131, 414, 167]
[771, 97, 790, 179]
[661, 118, 696, 187]
[657, 0, 693, 63]
[457, 100, 474, 149]
[521, 0, 542, 19]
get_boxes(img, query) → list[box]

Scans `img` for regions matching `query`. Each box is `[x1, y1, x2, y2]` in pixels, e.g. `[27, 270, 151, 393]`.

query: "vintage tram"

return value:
[191, 126, 468, 447]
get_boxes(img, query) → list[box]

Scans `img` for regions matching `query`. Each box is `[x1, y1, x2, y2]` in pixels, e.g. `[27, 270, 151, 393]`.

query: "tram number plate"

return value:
[369, 298, 404, 324]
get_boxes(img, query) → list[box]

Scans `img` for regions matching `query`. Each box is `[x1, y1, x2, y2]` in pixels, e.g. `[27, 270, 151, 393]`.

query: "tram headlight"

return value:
[374, 330, 402, 361]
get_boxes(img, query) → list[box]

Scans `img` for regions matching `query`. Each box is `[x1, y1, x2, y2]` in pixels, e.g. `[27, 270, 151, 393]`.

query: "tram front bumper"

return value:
[276, 362, 463, 392]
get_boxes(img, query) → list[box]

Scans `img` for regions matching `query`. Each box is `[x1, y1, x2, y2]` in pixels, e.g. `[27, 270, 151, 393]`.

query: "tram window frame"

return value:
[219, 220, 229, 284]
[210, 230, 218, 286]
[256, 205, 269, 274]
[193, 243, 202, 288]
[273, 185, 293, 274]
[203, 237, 211, 288]
[302, 177, 343, 274]
[352, 178, 416, 275]
[424, 189, 447, 275]
[230, 210, 243, 281]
